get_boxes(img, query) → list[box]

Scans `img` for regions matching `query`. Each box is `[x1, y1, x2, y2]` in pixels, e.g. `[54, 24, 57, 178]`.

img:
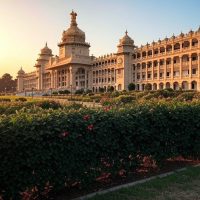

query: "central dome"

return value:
[61, 11, 86, 44]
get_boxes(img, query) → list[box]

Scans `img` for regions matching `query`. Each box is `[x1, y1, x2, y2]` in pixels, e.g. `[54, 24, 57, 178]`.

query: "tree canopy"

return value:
[0, 73, 17, 92]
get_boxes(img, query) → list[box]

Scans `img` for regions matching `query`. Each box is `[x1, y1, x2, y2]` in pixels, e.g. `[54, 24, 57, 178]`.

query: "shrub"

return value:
[52, 91, 58, 95]
[128, 83, 135, 91]
[15, 97, 27, 102]
[176, 92, 196, 101]
[0, 98, 11, 102]
[144, 83, 152, 91]
[35, 100, 62, 109]
[75, 89, 84, 94]
[0, 102, 200, 199]
[99, 87, 104, 93]
[116, 95, 135, 104]
[107, 86, 114, 92]
[59, 90, 70, 95]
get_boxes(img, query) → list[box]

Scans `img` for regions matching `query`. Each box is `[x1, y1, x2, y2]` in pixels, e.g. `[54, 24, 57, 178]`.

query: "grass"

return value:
[90, 166, 200, 200]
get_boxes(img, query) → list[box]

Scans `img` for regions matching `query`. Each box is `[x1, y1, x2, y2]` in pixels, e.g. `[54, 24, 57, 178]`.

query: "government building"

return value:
[17, 11, 200, 93]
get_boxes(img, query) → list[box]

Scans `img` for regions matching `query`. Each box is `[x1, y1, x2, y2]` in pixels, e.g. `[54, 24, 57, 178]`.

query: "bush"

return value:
[0, 98, 11, 102]
[107, 86, 114, 92]
[116, 95, 135, 104]
[176, 92, 196, 101]
[75, 88, 84, 94]
[144, 83, 152, 91]
[52, 91, 58, 95]
[35, 100, 62, 109]
[0, 102, 200, 199]
[128, 83, 135, 91]
[99, 87, 104, 93]
[15, 97, 27, 102]
[59, 90, 70, 95]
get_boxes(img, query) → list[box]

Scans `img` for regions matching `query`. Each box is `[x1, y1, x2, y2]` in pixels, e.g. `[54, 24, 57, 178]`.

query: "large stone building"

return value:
[17, 11, 200, 93]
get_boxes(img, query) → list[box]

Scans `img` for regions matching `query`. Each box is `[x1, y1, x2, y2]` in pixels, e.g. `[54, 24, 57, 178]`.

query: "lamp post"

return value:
[50, 88, 52, 98]
[70, 84, 72, 100]
[31, 88, 34, 98]
[4, 87, 6, 96]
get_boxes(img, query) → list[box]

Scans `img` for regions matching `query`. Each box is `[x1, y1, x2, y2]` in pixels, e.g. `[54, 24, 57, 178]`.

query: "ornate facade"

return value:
[17, 11, 200, 93]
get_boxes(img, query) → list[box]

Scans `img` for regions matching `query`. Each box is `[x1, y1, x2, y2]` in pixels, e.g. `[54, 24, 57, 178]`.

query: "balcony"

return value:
[166, 51, 172, 55]
[191, 44, 198, 49]
[182, 47, 190, 51]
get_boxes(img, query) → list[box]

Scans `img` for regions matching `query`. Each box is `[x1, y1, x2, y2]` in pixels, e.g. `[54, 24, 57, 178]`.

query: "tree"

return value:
[144, 83, 152, 91]
[128, 83, 135, 91]
[107, 86, 114, 92]
[0, 73, 17, 92]
[99, 87, 104, 93]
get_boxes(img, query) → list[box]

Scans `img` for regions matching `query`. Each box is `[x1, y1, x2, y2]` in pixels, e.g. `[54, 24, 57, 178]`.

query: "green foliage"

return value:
[15, 97, 27, 102]
[107, 86, 114, 92]
[116, 95, 135, 104]
[144, 83, 152, 91]
[128, 83, 135, 91]
[0, 102, 200, 199]
[52, 91, 58, 95]
[99, 87, 104, 93]
[0, 98, 11, 102]
[58, 90, 70, 95]
[75, 88, 85, 94]
[176, 92, 196, 101]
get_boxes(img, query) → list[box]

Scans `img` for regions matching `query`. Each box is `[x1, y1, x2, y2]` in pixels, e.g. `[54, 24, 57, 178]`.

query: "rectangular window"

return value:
[148, 74, 151, 78]
[192, 69, 197, 74]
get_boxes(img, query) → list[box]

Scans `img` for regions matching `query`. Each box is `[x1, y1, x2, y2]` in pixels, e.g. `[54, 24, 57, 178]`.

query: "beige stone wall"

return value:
[132, 30, 200, 91]
[17, 11, 200, 93]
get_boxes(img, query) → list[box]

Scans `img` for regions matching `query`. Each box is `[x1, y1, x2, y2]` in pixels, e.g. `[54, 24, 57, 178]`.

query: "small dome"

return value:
[179, 32, 184, 37]
[119, 30, 134, 46]
[61, 11, 86, 43]
[41, 43, 52, 55]
[18, 67, 25, 75]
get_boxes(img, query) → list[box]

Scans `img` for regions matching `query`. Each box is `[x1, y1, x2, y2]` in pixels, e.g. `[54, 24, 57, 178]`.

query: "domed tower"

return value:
[35, 42, 53, 67]
[35, 43, 53, 90]
[116, 31, 136, 91]
[17, 67, 25, 92]
[58, 10, 90, 59]
[117, 30, 135, 53]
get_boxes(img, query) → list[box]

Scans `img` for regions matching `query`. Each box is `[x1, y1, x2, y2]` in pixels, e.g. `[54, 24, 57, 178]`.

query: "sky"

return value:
[0, 0, 200, 78]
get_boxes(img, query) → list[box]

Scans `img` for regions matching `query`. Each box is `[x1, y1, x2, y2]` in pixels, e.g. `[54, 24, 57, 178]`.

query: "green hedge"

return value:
[0, 102, 200, 199]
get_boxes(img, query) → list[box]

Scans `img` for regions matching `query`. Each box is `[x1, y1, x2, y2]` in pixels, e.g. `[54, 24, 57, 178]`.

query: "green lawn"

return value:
[90, 166, 200, 200]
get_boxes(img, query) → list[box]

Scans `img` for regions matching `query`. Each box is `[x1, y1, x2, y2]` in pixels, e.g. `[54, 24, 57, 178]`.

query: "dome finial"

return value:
[45, 42, 47, 47]
[125, 30, 128, 35]
[70, 10, 77, 27]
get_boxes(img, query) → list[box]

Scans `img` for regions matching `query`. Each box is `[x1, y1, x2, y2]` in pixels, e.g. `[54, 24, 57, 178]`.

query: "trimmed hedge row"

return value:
[0, 100, 64, 115]
[0, 102, 200, 199]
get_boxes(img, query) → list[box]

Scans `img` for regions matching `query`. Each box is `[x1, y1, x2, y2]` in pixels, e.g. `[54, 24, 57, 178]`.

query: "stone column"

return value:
[158, 61, 160, 81]
[180, 56, 182, 79]
[198, 53, 200, 79]
[189, 55, 192, 78]
[145, 62, 148, 81]
[164, 59, 167, 81]
[152, 62, 154, 81]
[171, 57, 174, 80]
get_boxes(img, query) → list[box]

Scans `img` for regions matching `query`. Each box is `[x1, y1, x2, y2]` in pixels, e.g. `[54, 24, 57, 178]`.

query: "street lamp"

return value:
[31, 88, 34, 98]
[4, 87, 6, 96]
[70, 84, 72, 100]
[50, 88, 52, 98]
